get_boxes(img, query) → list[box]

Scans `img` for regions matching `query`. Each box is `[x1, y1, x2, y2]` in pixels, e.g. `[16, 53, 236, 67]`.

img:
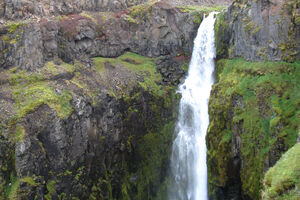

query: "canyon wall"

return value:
[207, 0, 300, 199]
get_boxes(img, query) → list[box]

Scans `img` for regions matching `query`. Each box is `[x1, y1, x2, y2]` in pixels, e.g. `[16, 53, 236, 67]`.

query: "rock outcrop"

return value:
[1, 1, 202, 71]
[0, 0, 147, 19]
[215, 0, 300, 62]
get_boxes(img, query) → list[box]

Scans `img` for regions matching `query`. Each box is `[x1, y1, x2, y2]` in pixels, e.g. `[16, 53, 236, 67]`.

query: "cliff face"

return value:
[0, 0, 148, 19]
[0, 1, 212, 199]
[0, 1, 204, 71]
[207, 0, 300, 199]
[215, 0, 300, 62]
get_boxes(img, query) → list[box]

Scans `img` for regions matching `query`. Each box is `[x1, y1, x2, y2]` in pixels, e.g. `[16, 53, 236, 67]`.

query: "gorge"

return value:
[0, 0, 299, 200]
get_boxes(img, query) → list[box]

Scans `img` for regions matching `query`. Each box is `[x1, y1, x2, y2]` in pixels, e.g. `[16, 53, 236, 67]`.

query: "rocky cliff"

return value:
[215, 0, 300, 62]
[0, 1, 226, 199]
[207, 0, 300, 199]
[0, 0, 148, 19]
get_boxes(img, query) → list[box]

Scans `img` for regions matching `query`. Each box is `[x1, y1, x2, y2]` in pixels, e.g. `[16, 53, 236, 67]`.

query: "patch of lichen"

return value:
[262, 142, 300, 200]
[207, 58, 300, 199]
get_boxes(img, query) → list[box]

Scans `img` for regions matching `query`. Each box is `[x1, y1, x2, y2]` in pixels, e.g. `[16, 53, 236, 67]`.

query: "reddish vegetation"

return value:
[114, 13, 121, 18]
[59, 14, 88, 38]
[121, 10, 129, 15]
[96, 35, 106, 40]
[39, 18, 48, 24]
[174, 54, 186, 61]
[153, 1, 168, 8]
[114, 10, 129, 18]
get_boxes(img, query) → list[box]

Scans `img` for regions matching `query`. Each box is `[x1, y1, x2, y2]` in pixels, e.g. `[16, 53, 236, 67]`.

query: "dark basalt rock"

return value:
[215, 0, 300, 62]
[0, 1, 200, 71]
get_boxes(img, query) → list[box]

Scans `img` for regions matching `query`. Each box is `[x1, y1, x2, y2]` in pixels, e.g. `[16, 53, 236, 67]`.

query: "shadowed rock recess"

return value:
[0, 0, 299, 200]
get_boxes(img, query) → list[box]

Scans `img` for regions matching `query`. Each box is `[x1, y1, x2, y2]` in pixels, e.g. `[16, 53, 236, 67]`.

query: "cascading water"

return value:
[168, 12, 218, 200]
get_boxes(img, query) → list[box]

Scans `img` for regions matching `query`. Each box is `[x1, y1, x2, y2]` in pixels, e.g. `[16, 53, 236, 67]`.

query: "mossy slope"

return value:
[207, 58, 300, 199]
[262, 142, 300, 200]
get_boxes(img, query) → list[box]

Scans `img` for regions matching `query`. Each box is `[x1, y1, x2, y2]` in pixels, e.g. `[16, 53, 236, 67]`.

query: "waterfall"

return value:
[168, 12, 218, 200]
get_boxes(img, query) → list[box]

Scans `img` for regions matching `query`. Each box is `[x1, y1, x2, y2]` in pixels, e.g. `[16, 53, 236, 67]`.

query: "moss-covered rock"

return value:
[207, 58, 300, 199]
[262, 142, 300, 200]
[214, 11, 230, 59]
[0, 51, 181, 199]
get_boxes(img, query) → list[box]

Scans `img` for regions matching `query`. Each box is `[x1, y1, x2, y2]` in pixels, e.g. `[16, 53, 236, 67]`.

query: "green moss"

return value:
[103, 164, 113, 200]
[8, 23, 22, 34]
[124, 15, 139, 24]
[6, 174, 19, 200]
[93, 52, 162, 97]
[253, 25, 261, 35]
[243, 16, 255, 36]
[262, 143, 300, 200]
[5, 60, 74, 119]
[181, 61, 189, 72]
[57, 15, 68, 21]
[75, 166, 85, 181]
[11, 125, 25, 143]
[19, 176, 38, 187]
[215, 12, 229, 58]
[43, 61, 76, 76]
[80, 12, 98, 24]
[1, 35, 11, 43]
[121, 121, 176, 200]
[45, 180, 56, 200]
[13, 84, 73, 119]
[178, 5, 225, 14]
[128, 2, 155, 20]
[295, 16, 300, 25]
[207, 58, 300, 199]
[9, 39, 17, 45]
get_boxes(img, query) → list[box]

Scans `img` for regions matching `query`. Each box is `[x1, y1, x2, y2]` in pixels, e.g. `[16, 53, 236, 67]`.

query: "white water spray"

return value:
[169, 12, 218, 200]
